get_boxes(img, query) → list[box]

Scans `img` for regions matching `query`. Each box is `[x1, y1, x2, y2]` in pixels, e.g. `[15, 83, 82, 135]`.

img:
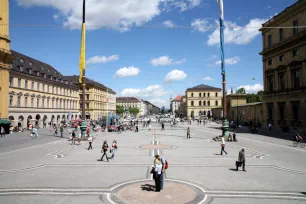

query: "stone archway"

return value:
[43, 115, 47, 127]
[9, 116, 14, 121]
[35, 114, 41, 127]
[57, 115, 61, 122]
[18, 115, 24, 128]
[62, 115, 65, 122]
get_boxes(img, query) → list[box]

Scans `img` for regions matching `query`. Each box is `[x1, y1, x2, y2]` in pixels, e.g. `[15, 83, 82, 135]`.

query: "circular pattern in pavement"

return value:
[140, 144, 171, 149]
[109, 179, 207, 204]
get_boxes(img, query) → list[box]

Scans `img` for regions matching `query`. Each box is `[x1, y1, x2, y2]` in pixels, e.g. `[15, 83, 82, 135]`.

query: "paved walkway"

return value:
[0, 122, 305, 203]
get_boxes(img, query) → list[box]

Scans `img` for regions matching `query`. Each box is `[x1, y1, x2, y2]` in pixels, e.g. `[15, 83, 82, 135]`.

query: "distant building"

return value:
[144, 101, 160, 115]
[179, 96, 187, 118]
[116, 97, 146, 116]
[171, 96, 182, 116]
[259, 0, 306, 129]
[185, 84, 222, 118]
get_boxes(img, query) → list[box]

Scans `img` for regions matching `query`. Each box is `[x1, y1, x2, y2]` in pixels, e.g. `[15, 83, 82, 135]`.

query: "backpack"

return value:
[161, 157, 168, 169]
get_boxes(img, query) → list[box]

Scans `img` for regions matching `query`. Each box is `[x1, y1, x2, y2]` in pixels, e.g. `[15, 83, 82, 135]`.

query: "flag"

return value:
[217, 0, 225, 75]
[79, 0, 86, 83]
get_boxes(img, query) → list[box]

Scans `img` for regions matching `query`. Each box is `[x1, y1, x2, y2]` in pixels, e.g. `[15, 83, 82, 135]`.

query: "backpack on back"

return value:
[161, 157, 168, 169]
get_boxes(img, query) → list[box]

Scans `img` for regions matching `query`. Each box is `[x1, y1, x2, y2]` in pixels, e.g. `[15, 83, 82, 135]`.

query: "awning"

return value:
[0, 119, 11, 125]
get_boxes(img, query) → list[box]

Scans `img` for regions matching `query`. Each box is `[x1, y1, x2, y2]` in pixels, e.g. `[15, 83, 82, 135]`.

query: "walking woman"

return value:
[110, 140, 118, 159]
[153, 155, 163, 192]
[187, 127, 191, 139]
[220, 137, 227, 155]
[101, 140, 109, 162]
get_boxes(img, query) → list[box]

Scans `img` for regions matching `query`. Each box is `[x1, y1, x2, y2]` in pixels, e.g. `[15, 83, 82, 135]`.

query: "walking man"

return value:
[0, 126, 5, 137]
[268, 122, 272, 131]
[236, 148, 246, 171]
[160, 155, 166, 190]
[101, 140, 109, 162]
[187, 127, 191, 139]
[88, 135, 93, 150]
[71, 131, 76, 145]
[60, 125, 64, 138]
[220, 137, 227, 155]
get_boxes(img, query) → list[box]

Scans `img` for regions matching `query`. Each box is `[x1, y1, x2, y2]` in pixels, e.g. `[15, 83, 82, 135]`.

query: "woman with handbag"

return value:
[152, 155, 163, 192]
[220, 137, 227, 155]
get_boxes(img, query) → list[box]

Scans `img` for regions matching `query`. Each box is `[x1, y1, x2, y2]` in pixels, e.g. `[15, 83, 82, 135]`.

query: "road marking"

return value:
[0, 140, 63, 156]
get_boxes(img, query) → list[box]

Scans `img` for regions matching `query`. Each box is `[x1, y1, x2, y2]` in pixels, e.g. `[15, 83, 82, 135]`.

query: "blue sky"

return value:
[10, 0, 296, 108]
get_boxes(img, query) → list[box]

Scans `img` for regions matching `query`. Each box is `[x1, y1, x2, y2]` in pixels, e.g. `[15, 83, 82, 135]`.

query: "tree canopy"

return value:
[236, 87, 246, 94]
[116, 105, 125, 115]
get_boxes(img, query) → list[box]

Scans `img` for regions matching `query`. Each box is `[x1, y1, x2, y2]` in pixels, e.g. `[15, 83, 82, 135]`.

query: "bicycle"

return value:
[293, 140, 305, 148]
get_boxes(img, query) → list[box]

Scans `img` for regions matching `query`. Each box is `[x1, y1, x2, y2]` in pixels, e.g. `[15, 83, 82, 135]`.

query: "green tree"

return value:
[128, 107, 140, 116]
[116, 105, 125, 115]
[257, 90, 264, 102]
[236, 87, 246, 94]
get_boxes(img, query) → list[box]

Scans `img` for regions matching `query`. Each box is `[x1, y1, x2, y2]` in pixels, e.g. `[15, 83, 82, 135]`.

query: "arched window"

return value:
[199, 93, 202, 97]
[20, 58, 24, 63]
[204, 101, 206, 106]
[191, 93, 194, 97]
[215, 92, 218, 97]
[199, 101, 202, 106]
[208, 101, 210, 106]
[191, 101, 194, 106]
[204, 92, 206, 97]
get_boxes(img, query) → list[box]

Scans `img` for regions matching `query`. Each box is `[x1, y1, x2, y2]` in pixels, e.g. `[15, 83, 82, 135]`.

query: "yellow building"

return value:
[0, 0, 12, 127]
[185, 84, 222, 118]
[260, 0, 306, 128]
[9, 51, 80, 128]
[179, 96, 187, 117]
[64, 76, 116, 120]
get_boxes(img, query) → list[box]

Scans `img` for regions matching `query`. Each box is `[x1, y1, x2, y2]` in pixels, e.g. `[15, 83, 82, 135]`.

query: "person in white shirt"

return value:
[88, 135, 93, 150]
[220, 137, 227, 155]
[153, 155, 163, 192]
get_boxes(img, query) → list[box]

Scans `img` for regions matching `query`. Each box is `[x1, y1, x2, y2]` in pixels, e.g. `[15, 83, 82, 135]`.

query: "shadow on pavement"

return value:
[228, 168, 237, 171]
[141, 184, 155, 191]
[301, 192, 306, 195]
[213, 153, 221, 156]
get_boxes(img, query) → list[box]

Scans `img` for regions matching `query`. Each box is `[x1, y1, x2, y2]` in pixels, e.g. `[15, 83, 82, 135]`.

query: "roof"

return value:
[187, 84, 221, 91]
[64, 75, 116, 94]
[144, 100, 160, 109]
[236, 102, 263, 107]
[172, 96, 182, 101]
[116, 97, 142, 103]
[10, 50, 78, 89]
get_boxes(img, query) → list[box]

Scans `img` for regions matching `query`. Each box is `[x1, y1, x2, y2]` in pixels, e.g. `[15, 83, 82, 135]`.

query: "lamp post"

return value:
[236, 94, 239, 127]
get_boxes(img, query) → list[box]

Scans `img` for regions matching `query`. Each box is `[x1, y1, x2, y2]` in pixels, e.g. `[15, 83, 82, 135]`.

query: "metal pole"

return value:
[236, 94, 238, 126]
[106, 87, 108, 126]
[222, 74, 227, 119]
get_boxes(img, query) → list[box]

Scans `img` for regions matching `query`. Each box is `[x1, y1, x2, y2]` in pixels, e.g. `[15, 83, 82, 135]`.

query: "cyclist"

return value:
[294, 133, 303, 142]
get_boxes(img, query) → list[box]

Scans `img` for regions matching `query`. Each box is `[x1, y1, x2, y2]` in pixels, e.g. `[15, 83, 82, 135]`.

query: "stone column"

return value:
[0, 0, 12, 121]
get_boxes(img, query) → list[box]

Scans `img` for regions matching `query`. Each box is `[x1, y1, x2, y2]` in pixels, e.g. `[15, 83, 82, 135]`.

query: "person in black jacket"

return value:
[101, 140, 109, 162]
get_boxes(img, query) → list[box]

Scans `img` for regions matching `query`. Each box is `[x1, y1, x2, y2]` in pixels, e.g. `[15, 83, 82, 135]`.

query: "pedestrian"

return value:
[148, 124, 152, 132]
[236, 148, 246, 171]
[153, 155, 163, 192]
[60, 126, 64, 138]
[187, 127, 191, 139]
[0, 126, 5, 137]
[54, 127, 58, 136]
[220, 137, 227, 155]
[268, 122, 272, 131]
[159, 155, 166, 190]
[88, 135, 93, 150]
[110, 140, 117, 159]
[33, 127, 38, 137]
[71, 131, 76, 145]
[233, 131, 237, 142]
[136, 125, 139, 132]
[101, 140, 109, 162]
[161, 122, 165, 131]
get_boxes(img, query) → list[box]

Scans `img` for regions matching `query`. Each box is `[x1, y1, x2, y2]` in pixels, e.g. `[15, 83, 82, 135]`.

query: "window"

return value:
[291, 69, 300, 89]
[52, 100, 54, 108]
[199, 93, 202, 97]
[31, 98, 34, 108]
[42, 98, 45, 108]
[20, 58, 24, 63]
[86, 94, 89, 100]
[10, 63, 13, 69]
[41, 66, 44, 71]
[293, 49, 299, 57]
[43, 84, 45, 92]
[208, 93, 210, 97]
[60, 88, 62, 95]
[52, 86, 54, 93]
[31, 82, 34, 90]
[86, 103, 89, 109]
[203, 93, 206, 97]
[60, 100, 62, 109]
[37, 82, 40, 91]
[292, 104, 299, 121]
[10, 77, 14, 87]
[9, 95, 13, 106]
[19, 66, 23, 72]
[47, 85, 50, 93]
[56, 87, 58, 94]
[44, 74, 46, 79]
[37, 98, 40, 108]
[268, 34, 272, 47]
[191, 101, 194, 106]
[17, 96, 21, 107]
[268, 59, 273, 66]
[25, 97, 28, 107]
[25, 80, 28, 89]
[267, 75, 274, 92]
[29, 62, 32, 66]
[293, 20, 298, 35]
[215, 92, 218, 97]
[279, 73, 286, 91]
[215, 100, 218, 106]
[191, 93, 194, 97]
[36, 72, 40, 77]
[208, 101, 210, 106]
[199, 101, 202, 106]
[18, 79, 21, 88]
[279, 55, 284, 62]
[204, 101, 206, 106]
[50, 76, 53, 80]
[47, 99, 50, 108]
[279, 28, 284, 41]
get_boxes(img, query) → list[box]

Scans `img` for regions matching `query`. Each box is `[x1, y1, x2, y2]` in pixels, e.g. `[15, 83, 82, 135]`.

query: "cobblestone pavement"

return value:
[0, 122, 305, 204]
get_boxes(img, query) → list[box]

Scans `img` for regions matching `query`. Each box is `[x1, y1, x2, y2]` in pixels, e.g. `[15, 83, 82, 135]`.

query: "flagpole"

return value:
[81, 0, 86, 121]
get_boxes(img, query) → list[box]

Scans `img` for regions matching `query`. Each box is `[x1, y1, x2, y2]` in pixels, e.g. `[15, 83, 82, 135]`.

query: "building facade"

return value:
[0, 0, 12, 127]
[171, 96, 182, 116]
[9, 51, 80, 128]
[64, 76, 116, 120]
[116, 97, 145, 116]
[260, 0, 306, 129]
[144, 101, 160, 115]
[179, 96, 187, 117]
[185, 84, 222, 118]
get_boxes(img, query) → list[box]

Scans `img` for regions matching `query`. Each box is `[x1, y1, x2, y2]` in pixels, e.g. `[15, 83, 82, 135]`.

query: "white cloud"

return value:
[150, 56, 186, 66]
[204, 55, 217, 61]
[115, 66, 140, 78]
[203, 76, 213, 81]
[150, 98, 168, 108]
[87, 55, 119, 64]
[191, 18, 211, 32]
[216, 56, 240, 65]
[164, 70, 187, 83]
[238, 84, 263, 93]
[207, 18, 267, 46]
[164, 20, 174, 28]
[174, 0, 202, 12]
[121, 85, 166, 97]
[16, 0, 161, 31]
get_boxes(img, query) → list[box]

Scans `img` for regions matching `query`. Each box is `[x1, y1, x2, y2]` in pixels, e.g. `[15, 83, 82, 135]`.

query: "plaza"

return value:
[0, 122, 305, 204]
